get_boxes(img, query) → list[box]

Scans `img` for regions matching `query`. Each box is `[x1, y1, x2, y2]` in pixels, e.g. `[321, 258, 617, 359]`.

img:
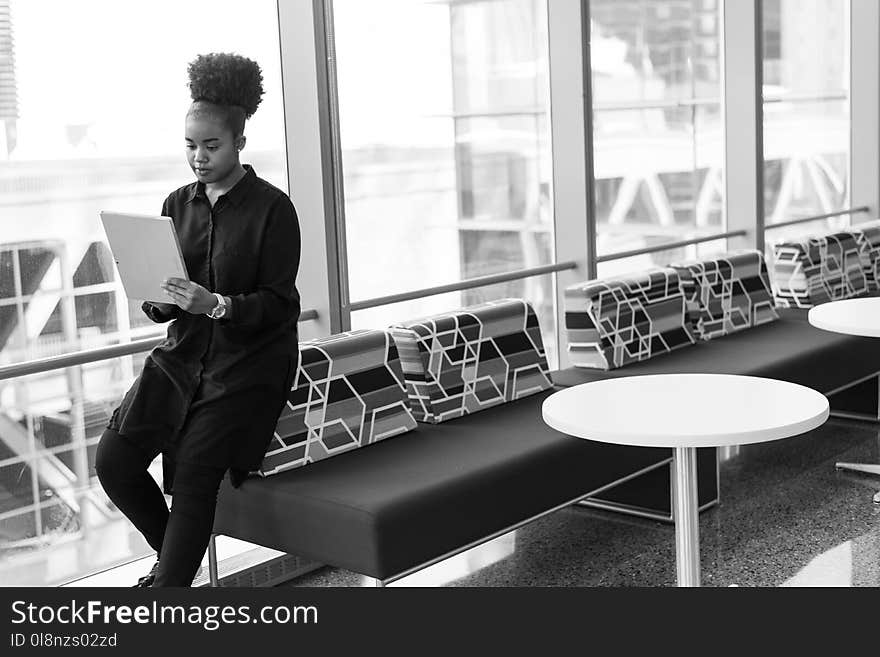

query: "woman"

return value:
[95, 52, 301, 587]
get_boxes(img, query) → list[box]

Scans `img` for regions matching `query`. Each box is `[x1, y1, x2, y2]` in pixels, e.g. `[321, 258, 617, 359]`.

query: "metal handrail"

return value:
[0, 308, 319, 381]
[425, 108, 546, 120]
[764, 207, 871, 231]
[763, 91, 848, 104]
[595, 230, 747, 263]
[594, 97, 720, 112]
[348, 261, 579, 311]
[592, 91, 848, 114]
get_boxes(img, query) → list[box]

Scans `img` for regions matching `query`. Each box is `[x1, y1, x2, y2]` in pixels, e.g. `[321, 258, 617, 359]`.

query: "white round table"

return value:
[808, 298, 880, 502]
[808, 298, 880, 338]
[542, 374, 829, 587]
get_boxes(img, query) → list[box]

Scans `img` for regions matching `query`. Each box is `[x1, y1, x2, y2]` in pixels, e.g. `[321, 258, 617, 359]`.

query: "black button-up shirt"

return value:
[108, 165, 301, 486]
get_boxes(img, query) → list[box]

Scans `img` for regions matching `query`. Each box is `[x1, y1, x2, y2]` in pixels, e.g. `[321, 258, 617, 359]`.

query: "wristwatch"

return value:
[207, 293, 228, 319]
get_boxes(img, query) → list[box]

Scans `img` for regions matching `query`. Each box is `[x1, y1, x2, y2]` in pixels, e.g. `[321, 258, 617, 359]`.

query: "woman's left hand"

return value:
[162, 278, 217, 315]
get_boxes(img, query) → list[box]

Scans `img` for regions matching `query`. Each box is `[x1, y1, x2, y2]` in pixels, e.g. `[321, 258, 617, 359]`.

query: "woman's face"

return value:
[184, 113, 242, 185]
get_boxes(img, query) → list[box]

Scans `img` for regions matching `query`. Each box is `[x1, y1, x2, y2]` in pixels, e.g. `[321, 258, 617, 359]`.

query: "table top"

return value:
[807, 297, 880, 337]
[541, 374, 829, 448]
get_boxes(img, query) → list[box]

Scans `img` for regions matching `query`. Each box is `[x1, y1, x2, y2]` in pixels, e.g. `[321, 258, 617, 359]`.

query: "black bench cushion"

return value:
[552, 310, 880, 394]
[213, 389, 669, 580]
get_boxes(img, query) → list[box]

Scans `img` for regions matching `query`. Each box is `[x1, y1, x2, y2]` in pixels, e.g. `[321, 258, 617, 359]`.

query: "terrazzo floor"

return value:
[284, 417, 880, 587]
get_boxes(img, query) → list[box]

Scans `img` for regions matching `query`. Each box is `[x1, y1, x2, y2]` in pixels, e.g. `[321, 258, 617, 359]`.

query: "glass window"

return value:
[0, 0, 285, 585]
[1, 0, 286, 365]
[764, 216, 853, 261]
[332, 0, 556, 363]
[0, 357, 160, 586]
[591, 0, 724, 260]
[596, 238, 728, 279]
[352, 273, 557, 371]
[762, 0, 850, 234]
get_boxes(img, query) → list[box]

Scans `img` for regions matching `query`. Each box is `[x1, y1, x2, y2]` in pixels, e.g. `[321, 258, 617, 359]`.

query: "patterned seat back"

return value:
[670, 250, 779, 341]
[257, 329, 417, 476]
[852, 220, 880, 291]
[564, 268, 695, 370]
[771, 231, 868, 308]
[389, 298, 552, 424]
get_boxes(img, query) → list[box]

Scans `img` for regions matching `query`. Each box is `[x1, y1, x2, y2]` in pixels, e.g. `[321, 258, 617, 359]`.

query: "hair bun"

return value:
[187, 52, 264, 118]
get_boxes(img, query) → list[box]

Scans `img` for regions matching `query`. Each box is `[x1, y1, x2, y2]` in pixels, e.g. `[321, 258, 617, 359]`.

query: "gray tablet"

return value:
[100, 211, 189, 303]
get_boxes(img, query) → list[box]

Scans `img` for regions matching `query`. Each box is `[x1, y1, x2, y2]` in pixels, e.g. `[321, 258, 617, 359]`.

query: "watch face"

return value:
[209, 295, 226, 319]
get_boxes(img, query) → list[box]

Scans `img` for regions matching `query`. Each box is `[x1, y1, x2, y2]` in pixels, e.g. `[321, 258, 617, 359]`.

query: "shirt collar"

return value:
[186, 164, 257, 206]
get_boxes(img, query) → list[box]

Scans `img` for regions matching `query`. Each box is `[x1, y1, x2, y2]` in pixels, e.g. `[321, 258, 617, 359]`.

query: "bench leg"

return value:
[208, 535, 219, 587]
[369, 577, 385, 587]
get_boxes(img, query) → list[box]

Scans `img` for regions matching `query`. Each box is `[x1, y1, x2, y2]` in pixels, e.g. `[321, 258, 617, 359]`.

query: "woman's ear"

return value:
[237, 136, 247, 152]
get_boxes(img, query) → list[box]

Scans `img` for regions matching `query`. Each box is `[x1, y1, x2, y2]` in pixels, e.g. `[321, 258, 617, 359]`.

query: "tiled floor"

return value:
[285, 417, 880, 587]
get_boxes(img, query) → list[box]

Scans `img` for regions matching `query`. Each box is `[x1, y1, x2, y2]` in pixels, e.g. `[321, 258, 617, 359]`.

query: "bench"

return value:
[209, 225, 880, 587]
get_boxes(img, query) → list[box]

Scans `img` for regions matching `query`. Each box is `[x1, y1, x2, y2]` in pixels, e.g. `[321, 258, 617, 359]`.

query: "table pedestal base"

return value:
[835, 463, 880, 504]
[835, 462, 880, 476]
[672, 446, 700, 587]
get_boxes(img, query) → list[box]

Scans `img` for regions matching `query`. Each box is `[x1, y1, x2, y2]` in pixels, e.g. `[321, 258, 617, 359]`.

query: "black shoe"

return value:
[133, 560, 160, 588]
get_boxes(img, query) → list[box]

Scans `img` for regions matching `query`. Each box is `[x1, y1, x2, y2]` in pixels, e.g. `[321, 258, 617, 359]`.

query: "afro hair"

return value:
[187, 52, 264, 119]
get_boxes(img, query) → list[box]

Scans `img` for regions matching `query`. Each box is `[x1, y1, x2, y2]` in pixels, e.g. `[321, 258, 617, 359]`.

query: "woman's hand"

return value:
[161, 277, 217, 315]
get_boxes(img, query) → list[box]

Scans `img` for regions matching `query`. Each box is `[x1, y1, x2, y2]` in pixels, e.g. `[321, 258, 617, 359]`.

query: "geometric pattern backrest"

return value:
[670, 249, 779, 341]
[852, 220, 880, 292]
[563, 267, 696, 370]
[770, 231, 868, 308]
[256, 329, 418, 477]
[388, 298, 552, 424]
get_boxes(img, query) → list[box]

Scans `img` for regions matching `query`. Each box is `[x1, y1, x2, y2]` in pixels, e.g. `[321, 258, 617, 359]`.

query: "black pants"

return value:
[95, 429, 226, 587]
